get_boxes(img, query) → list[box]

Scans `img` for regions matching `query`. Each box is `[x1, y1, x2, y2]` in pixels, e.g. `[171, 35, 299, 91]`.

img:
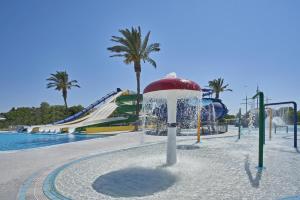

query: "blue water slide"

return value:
[53, 89, 121, 125]
[201, 98, 228, 122]
[201, 89, 228, 121]
[202, 88, 213, 97]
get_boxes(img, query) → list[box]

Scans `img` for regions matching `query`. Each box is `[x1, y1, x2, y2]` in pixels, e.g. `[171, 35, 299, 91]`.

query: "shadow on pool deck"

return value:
[278, 148, 300, 154]
[268, 147, 300, 154]
[244, 155, 263, 188]
[279, 195, 300, 200]
[177, 144, 200, 150]
[92, 167, 177, 198]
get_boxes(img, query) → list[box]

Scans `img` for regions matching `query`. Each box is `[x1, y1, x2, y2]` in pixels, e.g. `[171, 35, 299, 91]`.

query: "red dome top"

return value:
[143, 78, 201, 94]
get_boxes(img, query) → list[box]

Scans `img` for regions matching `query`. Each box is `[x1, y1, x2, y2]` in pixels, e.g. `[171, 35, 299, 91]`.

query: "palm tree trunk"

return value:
[215, 92, 219, 99]
[62, 89, 68, 110]
[134, 62, 141, 131]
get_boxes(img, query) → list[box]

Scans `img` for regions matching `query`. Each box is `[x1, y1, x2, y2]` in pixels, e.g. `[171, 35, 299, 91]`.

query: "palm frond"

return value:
[143, 43, 160, 58]
[119, 29, 137, 54]
[107, 45, 130, 53]
[108, 26, 160, 69]
[110, 54, 127, 58]
[207, 78, 232, 98]
[145, 57, 157, 68]
[46, 83, 56, 88]
[141, 31, 150, 53]
[110, 36, 131, 48]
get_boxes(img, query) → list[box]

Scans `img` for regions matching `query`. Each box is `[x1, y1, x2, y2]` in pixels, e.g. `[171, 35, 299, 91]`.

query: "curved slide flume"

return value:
[27, 89, 124, 133]
[201, 98, 228, 122]
[54, 89, 121, 125]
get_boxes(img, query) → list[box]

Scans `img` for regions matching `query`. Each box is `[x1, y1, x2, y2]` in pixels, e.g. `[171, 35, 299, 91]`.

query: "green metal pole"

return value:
[259, 92, 265, 168]
[253, 92, 265, 168]
[238, 108, 241, 139]
[293, 103, 297, 148]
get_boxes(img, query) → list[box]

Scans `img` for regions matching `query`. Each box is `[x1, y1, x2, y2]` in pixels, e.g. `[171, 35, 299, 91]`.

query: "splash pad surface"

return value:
[47, 131, 300, 200]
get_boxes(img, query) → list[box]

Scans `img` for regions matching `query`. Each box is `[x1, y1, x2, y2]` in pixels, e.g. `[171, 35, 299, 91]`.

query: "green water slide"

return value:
[115, 94, 143, 104]
[114, 94, 143, 114]
[76, 94, 142, 131]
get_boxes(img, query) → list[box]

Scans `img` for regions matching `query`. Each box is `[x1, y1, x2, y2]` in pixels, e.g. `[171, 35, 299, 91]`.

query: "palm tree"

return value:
[46, 71, 80, 109]
[208, 78, 232, 99]
[107, 26, 160, 129]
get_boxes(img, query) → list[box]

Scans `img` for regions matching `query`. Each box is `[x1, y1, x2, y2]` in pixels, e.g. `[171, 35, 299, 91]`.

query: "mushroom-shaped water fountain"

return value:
[143, 73, 202, 165]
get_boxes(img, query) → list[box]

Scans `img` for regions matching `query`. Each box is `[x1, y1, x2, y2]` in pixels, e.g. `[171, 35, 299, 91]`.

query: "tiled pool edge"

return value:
[43, 165, 72, 200]
[18, 170, 42, 200]
[41, 141, 169, 200]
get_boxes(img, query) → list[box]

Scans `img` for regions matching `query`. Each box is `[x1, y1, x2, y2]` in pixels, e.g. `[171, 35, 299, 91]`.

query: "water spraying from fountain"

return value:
[247, 99, 257, 134]
[143, 73, 202, 165]
[265, 106, 291, 135]
[211, 103, 217, 134]
[265, 116, 286, 127]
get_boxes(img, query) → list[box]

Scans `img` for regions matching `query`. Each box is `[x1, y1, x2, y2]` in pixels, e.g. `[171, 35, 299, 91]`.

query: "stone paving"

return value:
[23, 131, 237, 200]
[0, 131, 169, 200]
[50, 133, 300, 200]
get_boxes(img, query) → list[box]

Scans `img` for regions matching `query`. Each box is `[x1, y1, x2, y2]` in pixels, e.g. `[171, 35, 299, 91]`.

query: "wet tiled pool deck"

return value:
[45, 133, 300, 200]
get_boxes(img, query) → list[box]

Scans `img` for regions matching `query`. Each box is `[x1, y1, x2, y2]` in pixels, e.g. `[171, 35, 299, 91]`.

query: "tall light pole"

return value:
[256, 85, 259, 109]
[241, 85, 249, 115]
[241, 96, 249, 115]
[265, 97, 272, 104]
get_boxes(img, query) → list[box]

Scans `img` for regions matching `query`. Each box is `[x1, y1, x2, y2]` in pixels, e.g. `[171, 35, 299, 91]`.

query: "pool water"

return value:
[0, 132, 108, 151]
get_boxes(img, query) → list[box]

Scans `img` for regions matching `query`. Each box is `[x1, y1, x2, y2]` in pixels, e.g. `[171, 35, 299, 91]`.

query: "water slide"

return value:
[28, 89, 124, 133]
[201, 98, 228, 122]
[26, 89, 228, 133]
[200, 89, 229, 121]
[54, 90, 121, 124]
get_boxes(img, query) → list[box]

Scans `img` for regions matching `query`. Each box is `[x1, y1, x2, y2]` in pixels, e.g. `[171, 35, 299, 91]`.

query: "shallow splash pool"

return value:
[0, 132, 108, 151]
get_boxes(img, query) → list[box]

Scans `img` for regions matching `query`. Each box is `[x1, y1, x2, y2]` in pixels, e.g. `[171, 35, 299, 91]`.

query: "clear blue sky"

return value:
[0, 0, 299, 114]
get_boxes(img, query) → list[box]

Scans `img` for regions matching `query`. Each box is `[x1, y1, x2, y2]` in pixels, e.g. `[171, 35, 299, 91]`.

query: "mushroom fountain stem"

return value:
[166, 97, 177, 165]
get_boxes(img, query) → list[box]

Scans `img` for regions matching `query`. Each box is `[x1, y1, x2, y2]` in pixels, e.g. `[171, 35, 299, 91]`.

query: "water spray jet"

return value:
[143, 73, 202, 165]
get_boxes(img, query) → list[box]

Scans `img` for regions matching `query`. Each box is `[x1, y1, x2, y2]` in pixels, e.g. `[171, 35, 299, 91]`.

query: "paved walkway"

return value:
[0, 132, 168, 200]
[47, 134, 300, 200]
[0, 131, 237, 200]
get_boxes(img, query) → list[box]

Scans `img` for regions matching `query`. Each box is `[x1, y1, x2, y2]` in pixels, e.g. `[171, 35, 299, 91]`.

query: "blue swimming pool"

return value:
[0, 132, 108, 151]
